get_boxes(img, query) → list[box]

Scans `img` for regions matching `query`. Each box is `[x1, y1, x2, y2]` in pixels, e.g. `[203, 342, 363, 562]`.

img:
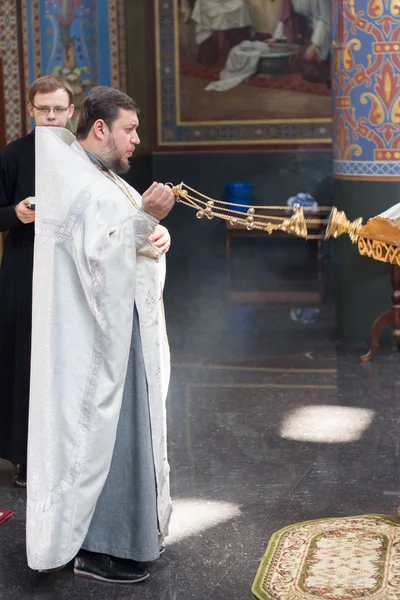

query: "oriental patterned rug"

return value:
[180, 57, 331, 97]
[0, 510, 13, 525]
[252, 515, 400, 600]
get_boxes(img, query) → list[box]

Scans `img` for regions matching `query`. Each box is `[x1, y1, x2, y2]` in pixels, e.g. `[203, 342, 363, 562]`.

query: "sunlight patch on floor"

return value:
[167, 498, 241, 544]
[280, 405, 375, 443]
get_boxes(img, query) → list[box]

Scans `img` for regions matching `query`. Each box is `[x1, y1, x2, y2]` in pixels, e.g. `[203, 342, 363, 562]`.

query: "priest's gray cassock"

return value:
[26, 127, 172, 571]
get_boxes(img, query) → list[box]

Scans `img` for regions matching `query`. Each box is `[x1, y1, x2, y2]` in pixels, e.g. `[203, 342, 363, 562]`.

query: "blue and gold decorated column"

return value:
[333, 0, 400, 179]
[332, 0, 400, 343]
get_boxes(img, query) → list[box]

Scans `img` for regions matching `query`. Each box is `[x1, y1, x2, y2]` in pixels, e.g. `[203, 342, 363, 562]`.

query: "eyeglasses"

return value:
[32, 104, 70, 115]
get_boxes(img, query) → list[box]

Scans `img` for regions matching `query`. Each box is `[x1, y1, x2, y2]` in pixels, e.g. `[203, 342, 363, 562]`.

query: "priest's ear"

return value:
[92, 119, 109, 141]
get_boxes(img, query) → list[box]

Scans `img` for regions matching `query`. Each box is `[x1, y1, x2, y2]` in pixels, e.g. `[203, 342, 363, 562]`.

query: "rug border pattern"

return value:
[252, 514, 400, 600]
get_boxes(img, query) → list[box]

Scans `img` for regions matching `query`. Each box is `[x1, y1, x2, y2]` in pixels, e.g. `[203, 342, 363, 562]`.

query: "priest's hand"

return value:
[142, 183, 175, 221]
[149, 225, 171, 253]
[15, 199, 35, 224]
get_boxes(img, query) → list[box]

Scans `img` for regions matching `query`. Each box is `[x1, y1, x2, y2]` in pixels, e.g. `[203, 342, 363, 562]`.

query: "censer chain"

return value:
[177, 197, 325, 239]
[181, 182, 332, 212]
[169, 182, 363, 242]
[177, 190, 329, 225]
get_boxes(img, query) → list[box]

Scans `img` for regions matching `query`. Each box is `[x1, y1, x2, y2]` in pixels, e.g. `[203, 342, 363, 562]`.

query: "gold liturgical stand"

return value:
[171, 182, 397, 361]
[357, 218, 400, 361]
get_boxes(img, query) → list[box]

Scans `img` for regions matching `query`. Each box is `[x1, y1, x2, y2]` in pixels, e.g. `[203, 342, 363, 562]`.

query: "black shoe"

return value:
[13, 464, 27, 488]
[74, 550, 149, 584]
[159, 546, 165, 556]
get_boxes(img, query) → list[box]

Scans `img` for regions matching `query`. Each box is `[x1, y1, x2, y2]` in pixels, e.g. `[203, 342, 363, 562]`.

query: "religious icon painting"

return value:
[152, 0, 332, 150]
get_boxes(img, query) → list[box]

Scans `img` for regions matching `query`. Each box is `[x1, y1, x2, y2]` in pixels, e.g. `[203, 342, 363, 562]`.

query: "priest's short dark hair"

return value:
[76, 86, 140, 140]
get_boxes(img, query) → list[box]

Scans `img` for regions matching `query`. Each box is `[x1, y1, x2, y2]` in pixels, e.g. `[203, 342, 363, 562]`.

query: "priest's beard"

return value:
[102, 134, 131, 174]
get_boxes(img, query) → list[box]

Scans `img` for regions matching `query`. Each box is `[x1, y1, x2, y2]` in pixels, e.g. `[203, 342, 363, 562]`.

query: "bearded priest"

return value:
[26, 87, 175, 584]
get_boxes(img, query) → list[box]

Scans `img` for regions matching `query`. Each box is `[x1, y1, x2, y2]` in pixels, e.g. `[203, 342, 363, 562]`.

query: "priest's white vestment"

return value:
[26, 127, 171, 571]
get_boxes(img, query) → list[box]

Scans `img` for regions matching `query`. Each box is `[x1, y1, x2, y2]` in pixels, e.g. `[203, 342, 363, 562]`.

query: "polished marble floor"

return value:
[1, 220, 399, 599]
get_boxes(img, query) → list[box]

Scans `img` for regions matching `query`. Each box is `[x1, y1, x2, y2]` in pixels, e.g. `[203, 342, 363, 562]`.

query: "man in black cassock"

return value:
[0, 76, 75, 486]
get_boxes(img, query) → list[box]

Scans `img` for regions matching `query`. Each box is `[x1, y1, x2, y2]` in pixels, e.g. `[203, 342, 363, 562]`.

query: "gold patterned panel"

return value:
[358, 237, 400, 266]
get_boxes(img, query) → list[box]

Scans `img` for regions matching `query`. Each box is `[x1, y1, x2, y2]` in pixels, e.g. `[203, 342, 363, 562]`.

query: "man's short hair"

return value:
[28, 76, 74, 106]
[76, 86, 140, 140]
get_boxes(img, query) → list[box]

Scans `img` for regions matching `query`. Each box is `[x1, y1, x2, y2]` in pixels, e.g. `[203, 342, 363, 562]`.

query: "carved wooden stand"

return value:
[361, 264, 400, 361]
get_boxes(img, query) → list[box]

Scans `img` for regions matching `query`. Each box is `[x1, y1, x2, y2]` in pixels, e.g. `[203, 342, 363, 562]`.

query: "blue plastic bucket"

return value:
[225, 182, 253, 213]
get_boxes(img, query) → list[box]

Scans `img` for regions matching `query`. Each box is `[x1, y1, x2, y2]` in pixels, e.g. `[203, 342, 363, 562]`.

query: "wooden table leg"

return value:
[360, 264, 400, 361]
[391, 264, 400, 347]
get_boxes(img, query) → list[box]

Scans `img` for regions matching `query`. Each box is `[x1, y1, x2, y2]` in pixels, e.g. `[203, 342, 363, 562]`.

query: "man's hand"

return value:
[15, 199, 35, 224]
[149, 225, 171, 253]
[142, 183, 175, 221]
[304, 43, 317, 61]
